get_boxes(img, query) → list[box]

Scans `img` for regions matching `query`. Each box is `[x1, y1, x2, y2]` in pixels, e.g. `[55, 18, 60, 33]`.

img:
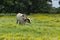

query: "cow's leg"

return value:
[19, 21, 21, 24]
[20, 20, 25, 24]
[16, 20, 18, 24]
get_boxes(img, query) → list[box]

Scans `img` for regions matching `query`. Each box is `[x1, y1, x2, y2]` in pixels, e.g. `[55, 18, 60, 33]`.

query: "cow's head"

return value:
[24, 18, 31, 23]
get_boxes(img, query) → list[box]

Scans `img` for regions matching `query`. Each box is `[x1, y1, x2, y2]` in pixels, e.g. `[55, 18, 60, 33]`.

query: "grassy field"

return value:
[0, 14, 60, 40]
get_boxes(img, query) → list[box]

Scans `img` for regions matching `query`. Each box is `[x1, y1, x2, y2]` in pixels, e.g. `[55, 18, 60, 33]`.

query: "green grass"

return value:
[0, 14, 60, 40]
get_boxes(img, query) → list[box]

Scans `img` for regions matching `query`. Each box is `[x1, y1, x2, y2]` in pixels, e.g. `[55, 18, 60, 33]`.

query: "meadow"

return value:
[0, 14, 60, 40]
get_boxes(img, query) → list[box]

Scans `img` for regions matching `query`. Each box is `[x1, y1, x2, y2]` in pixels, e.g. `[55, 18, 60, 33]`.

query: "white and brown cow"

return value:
[16, 13, 30, 24]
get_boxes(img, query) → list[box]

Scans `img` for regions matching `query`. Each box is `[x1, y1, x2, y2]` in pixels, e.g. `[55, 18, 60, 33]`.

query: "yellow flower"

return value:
[35, 37, 42, 40]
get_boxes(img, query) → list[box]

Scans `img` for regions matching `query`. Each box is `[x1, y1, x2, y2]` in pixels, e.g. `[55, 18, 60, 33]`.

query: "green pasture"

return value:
[0, 14, 60, 40]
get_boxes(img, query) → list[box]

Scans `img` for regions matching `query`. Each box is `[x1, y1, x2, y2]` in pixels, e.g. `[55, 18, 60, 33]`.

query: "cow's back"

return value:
[16, 13, 23, 21]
